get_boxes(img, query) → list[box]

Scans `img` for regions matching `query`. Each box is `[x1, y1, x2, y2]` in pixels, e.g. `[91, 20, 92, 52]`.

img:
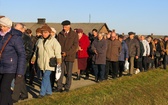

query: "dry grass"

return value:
[16, 69, 168, 105]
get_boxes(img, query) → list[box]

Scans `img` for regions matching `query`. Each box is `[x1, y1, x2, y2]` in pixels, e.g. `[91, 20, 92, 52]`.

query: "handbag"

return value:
[43, 45, 57, 67]
[49, 57, 57, 67]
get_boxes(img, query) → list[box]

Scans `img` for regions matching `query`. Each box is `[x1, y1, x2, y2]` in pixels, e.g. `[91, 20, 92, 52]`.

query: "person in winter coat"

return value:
[91, 32, 107, 82]
[31, 25, 62, 97]
[125, 32, 140, 76]
[161, 36, 168, 69]
[0, 17, 26, 105]
[73, 29, 90, 80]
[153, 38, 162, 68]
[50, 27, 58, 90]
[140, 35, 150, 71]
[12, 23, 33, 102]
[134, 35, 144, 73]
[106, 32, 121, 79]
[146, 35, 155, 69]
[56, 20, 78, 92]
[118, 35, 128, 77]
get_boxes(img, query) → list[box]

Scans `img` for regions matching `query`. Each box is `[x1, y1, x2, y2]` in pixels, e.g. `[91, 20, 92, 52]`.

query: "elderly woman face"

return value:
[78, 32, 83, 39]
[0, 25, 6, 32]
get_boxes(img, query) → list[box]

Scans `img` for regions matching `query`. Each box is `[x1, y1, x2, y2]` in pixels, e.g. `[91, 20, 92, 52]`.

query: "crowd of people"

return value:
[0, 16, 168, 105]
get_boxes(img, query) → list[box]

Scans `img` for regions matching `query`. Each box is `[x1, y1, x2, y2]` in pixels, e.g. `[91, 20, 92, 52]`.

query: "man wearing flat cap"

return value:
[125, 32, 140, 76]
[61, 20, 71, 26]
[56, 20, 78, 92]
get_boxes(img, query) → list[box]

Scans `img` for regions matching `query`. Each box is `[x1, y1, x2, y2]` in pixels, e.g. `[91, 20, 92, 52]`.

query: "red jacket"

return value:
[78, 34, 90, 58]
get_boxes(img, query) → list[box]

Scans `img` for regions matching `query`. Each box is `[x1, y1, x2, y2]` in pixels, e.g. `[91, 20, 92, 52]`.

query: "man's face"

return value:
[15, 24, 25, 33]
[119, 37, 123, 42]
[141, 36, 145, 40]
[165, 37, 168, 41]
[63, 25, 70, 32]
[147, 37, 152, 42]
[111, 32, 116, 40]
[98, 34, 103, 40]
[129, 34, 134, 39]
[42, 31, 50, 38]
[107, 33, 111, 39]
[154, 40, 158, 44]
[92, 31, 98, 37]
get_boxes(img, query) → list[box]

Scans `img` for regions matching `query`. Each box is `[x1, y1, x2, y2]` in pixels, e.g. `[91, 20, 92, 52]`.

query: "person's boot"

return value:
[95, 77, 99, 83]
[84, 76, 89, 80]
[73, 75, 81, 80]
[84, 73, 89, 80]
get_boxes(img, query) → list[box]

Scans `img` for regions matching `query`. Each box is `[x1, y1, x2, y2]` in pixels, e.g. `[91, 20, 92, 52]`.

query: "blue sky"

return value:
[0, 0, 168, 35]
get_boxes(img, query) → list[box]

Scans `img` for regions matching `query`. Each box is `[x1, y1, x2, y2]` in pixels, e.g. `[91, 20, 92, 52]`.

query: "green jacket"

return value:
[31, 36, 62, 71]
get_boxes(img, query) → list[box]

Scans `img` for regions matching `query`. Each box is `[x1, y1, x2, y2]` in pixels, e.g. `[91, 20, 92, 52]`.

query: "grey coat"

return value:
[125, 38, 140, 57]
[91, 38, 107, 64]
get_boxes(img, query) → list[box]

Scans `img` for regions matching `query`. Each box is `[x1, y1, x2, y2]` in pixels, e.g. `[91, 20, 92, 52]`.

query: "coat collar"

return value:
[42, 35, 52, 40]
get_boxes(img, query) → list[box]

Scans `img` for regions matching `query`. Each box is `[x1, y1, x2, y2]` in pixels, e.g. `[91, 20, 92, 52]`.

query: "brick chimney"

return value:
[37, 18, 46, 24]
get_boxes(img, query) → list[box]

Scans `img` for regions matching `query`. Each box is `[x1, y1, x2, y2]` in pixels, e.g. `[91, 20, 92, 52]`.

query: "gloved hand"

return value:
[14, 75, 24, 84]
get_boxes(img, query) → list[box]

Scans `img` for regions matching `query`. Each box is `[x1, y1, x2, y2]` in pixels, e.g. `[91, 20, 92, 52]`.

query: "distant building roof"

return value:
[14, 18, 109, 35]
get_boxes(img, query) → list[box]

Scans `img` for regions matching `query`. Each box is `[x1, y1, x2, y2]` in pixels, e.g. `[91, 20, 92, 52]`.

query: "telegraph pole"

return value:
[89, 14, 91, 23]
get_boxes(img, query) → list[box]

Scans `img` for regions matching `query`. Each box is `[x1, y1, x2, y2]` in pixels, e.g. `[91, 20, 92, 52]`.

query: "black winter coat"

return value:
[22, 34, 33, 61]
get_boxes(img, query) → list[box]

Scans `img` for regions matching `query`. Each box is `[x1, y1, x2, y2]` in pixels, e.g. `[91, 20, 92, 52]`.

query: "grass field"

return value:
[16, 69, 168, 105]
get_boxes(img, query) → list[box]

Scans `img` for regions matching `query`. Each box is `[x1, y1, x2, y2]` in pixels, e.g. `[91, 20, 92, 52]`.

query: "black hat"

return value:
[61, 20, 71, 25]
[118, 35, 124, 39]
[128, 32, 135, 35]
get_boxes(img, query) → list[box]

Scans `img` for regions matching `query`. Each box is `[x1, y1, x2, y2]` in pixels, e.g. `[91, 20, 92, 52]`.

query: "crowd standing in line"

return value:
[0, 16, 168, 104]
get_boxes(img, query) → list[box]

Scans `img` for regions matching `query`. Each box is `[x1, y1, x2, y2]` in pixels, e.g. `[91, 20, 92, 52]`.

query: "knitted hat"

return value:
[0, 17, 12, 27]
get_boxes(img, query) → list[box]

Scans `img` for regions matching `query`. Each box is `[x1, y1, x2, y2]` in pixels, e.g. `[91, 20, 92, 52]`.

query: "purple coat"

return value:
[119, 41, 129, 61]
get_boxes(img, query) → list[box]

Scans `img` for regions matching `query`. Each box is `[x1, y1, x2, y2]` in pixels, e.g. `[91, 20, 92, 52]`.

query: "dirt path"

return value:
[18, 74, 96, 102]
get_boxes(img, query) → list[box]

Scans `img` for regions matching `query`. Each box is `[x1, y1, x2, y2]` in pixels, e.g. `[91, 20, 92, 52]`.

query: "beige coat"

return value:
[31, 36, 61, 71]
